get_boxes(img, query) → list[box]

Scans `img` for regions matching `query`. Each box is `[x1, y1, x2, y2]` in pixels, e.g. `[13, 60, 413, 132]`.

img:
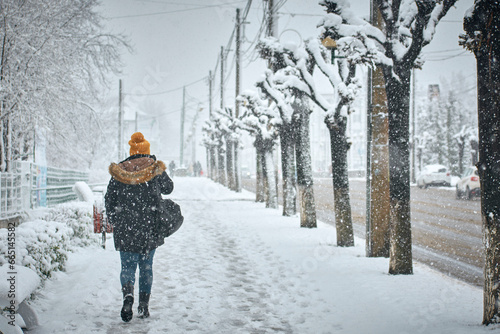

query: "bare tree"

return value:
[0, 0, 128, 170]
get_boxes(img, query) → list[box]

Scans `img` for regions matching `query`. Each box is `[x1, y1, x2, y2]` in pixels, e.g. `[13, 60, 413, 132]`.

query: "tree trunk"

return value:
[294, 100, 316, 228]
[479, 53, 500, 323]
[385, 67, 413, 275]
[217, 142, 226, 186]
[255, 138, 266, 203]
[327, 118, 354, 247]
[280, 126, 297, 216]
[446, 103, 454, 173]
[234, 140, 241, 192]
[457, 139, 464, 176]
[225, 138, 236, 190]
[205, 147, 210, 178]
[264, 142, 278, 209]
[210, 146, 217, 181]
[463, 2, 500, 324]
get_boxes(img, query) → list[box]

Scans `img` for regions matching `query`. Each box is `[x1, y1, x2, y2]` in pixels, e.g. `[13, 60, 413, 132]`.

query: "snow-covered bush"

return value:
[0, 220, 72, 280]
[0, 202, 98, 281]
[45, 202, 96, 247]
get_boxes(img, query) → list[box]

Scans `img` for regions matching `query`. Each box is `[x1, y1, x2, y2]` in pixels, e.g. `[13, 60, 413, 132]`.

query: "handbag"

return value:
[156, 198, 184, 238]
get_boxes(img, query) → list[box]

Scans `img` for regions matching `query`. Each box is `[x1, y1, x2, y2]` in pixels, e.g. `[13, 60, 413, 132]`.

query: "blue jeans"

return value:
[120, 250, 156, 294]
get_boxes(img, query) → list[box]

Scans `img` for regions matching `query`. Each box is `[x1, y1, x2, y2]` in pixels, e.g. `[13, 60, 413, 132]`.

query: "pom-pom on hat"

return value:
[129, 132, 150, 156]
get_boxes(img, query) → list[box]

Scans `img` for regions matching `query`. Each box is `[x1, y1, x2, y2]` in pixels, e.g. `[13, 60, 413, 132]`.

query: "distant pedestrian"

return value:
[194, 161, 202, 177]
[105, 132, 174, 322]
[169, 160, 176, 178]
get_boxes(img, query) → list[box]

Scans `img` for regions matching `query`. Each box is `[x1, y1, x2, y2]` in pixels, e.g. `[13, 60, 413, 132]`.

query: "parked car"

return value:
[416, 164, 451, 188]
[456, 166, 480, 200]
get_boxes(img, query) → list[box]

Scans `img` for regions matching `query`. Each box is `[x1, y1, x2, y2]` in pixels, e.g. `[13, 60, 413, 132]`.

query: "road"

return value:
[241, 177, 483, 287]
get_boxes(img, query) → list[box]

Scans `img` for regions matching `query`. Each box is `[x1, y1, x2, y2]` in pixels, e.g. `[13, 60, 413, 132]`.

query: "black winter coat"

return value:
[105, 154, 174, 254]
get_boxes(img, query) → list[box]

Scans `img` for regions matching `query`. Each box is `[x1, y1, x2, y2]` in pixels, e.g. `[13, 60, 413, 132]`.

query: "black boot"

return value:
[137, 292, 150, 318]
[121, 283, 134, 322]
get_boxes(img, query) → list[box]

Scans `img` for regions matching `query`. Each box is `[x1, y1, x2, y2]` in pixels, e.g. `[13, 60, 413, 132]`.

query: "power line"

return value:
[424, 50, 470, 61]
[124, 76, 207, 96]
[108, 1, 246, 19]
[424, 48, 468, 54]
[278, 12, 323, 17]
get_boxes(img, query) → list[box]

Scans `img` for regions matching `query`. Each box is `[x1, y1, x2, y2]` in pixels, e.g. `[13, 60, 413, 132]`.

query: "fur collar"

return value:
[109, 159, 166, 185]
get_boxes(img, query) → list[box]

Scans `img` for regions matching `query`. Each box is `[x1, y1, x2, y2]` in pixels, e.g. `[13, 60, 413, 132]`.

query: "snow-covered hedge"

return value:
[0, 202, 98, 281]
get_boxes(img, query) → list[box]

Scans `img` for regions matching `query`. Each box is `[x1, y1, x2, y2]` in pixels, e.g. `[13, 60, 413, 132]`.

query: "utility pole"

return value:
[220, 46, 225, 110]
[218, 46, 227, 186]
[118, 79, 123, 161]
[366, 1, 391, 258]
[192, 125, 196, 168]
[255, 0, 278, 202]
[180, 86, 186, 167]
[234, 8, 242, 192]
[209, 70, 213, 117]
[135, 111, 138, 133]
[208, 70, 215, 180]
[266, 0, 277, 38]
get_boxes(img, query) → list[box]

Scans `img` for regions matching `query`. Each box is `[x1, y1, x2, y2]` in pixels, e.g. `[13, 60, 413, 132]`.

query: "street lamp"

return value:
[321, 36, 344, 64]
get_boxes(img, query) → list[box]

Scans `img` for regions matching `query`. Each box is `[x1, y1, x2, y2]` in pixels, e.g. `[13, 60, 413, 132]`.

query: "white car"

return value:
[416, 164, 451, 188]
[456, 166, 480, 200]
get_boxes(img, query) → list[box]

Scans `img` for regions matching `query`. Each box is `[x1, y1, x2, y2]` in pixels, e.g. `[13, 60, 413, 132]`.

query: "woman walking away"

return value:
[105, 132, 174, 322]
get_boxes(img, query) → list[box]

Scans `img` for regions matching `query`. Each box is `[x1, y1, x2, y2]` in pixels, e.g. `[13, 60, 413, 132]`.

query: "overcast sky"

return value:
[98, 0, 476, 161]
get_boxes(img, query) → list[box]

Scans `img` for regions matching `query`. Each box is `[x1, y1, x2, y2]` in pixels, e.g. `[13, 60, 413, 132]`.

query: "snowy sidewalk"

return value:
[33, 177, 489, 334]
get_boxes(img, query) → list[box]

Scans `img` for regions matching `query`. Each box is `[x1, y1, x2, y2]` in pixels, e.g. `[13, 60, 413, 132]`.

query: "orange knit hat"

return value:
[129, 132, 150, 156]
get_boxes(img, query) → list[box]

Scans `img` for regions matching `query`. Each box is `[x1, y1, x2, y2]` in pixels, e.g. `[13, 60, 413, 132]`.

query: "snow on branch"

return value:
[238, 90, 279, 141]
[320, 0, 456, 69]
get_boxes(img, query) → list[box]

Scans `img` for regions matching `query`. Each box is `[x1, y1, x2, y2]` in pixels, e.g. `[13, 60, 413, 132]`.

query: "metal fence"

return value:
[0, 161, 89, 220]
[0, 162, 23, 220]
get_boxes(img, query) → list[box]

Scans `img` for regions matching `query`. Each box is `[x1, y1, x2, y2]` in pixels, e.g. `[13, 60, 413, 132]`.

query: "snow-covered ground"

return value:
[31, 177, 492, 334]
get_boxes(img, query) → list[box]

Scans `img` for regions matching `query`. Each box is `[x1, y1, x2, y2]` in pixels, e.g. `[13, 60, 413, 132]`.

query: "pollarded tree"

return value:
[321, 0, 458, 274]
[258, 39, 317, 228]
[260, 36, 362, 245]
[238, 90, 279, 209]
[213, 107, 241, 192]
[209, 112, 227, 186]
[460, 0, 500, 325]
[298, 36, 364, 246]
[256, 40, 298, 217]
[202, 120, 219, 181]
[255, 70, 297, 217]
